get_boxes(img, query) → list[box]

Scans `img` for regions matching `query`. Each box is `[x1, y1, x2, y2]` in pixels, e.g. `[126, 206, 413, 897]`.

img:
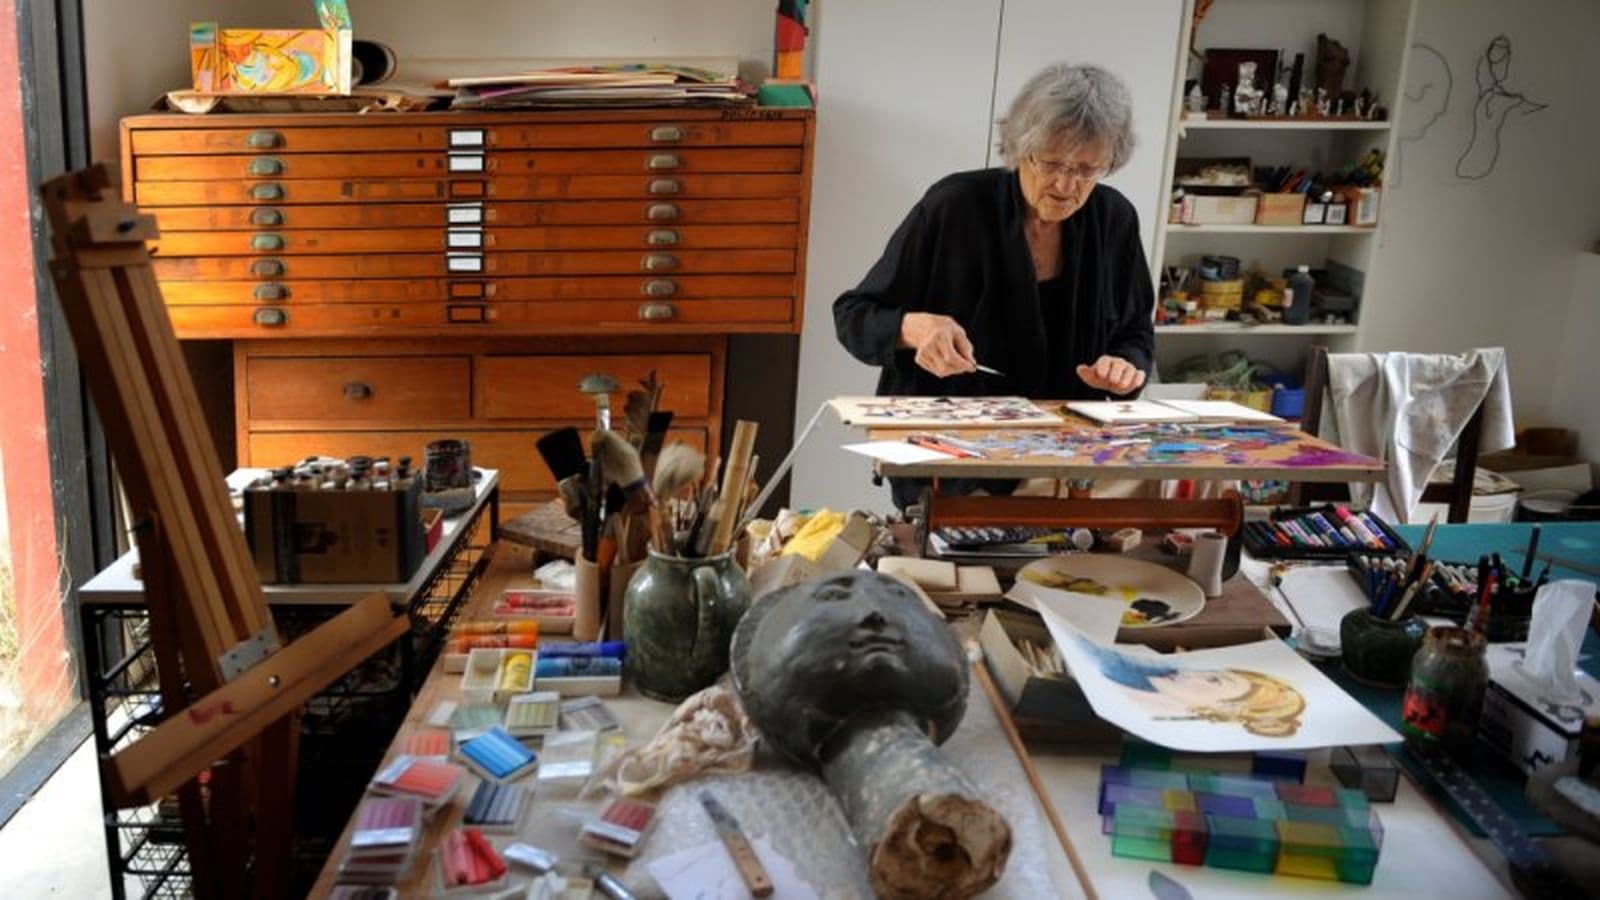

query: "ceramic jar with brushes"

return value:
[624, 421, 760, 701]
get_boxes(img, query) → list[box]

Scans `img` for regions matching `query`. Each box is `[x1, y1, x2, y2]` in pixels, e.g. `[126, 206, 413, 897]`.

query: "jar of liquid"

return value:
[1401, 626, 1488, 754]
[1285, 265, 1314, 325]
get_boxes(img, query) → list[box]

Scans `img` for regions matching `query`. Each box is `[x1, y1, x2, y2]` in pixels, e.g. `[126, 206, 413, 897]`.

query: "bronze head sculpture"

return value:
[731, 571, 1009, 899]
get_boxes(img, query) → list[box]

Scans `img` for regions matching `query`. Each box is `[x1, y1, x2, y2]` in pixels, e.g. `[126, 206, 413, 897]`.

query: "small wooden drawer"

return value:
[150, 225, 799, 257]
[246, 427, 708, 496]
[246, 356, 470, 421]
[135, 174, 805, 207]
[129, 120, 804, 155]
[476, 354, 712, 420]
[148, 198, 802, 232]
[135, 148, 803, 182]
[158, 274, 797, 305]
[152, 249, 795, 281]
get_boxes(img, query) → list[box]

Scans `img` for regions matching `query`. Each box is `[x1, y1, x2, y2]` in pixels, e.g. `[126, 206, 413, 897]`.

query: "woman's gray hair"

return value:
[996, 63, 1135, 172]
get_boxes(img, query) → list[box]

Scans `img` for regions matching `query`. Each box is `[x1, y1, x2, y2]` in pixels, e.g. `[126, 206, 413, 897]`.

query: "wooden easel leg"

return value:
[251, 715, 300, 899]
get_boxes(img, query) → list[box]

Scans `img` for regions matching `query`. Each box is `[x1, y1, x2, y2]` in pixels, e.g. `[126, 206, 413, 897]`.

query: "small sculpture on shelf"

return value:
[1316, 33, 1350, 98]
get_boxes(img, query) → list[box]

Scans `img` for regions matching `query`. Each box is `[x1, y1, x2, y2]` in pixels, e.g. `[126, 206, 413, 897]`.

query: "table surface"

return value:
[861, 416, 1386, 483]
[79, 468, 500, 607]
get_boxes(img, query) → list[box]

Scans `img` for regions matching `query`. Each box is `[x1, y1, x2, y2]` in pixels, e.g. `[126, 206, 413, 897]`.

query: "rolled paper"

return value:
[1188, 531, 1228, 598]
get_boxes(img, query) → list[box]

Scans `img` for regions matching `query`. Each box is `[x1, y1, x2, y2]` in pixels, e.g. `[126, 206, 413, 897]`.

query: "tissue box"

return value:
[190, 0, 353, 95]
[1477, 643, 1600, 775]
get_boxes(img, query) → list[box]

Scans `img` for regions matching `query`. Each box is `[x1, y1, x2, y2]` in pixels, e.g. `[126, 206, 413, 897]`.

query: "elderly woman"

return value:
[835, 62, 1153, 402]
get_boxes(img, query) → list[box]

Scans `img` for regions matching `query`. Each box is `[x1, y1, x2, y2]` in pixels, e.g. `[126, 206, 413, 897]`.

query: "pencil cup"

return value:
[1187, 531, 1228, 598]
[604, 559, 642, 642]
[574, 553, 603, 642]
[1339, 608, 1426, 688]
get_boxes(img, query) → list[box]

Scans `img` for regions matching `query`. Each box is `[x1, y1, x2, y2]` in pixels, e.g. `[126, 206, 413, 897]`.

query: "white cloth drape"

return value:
[1326, 348, 1514, 523]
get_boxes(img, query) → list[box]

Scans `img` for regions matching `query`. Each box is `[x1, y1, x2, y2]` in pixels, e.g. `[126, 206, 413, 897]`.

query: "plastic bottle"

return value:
[1285, 265, 1314, 325]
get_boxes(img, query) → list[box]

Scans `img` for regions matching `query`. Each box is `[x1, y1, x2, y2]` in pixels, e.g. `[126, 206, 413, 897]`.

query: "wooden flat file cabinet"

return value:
[121, 108, 815, 508]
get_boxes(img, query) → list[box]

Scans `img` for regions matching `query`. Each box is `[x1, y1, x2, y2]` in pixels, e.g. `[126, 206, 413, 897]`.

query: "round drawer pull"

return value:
[646, 203, 679, 221]
[252, 308, 287, 327]
[248, 157, 284, 177]
[343, 381, 374, 401]
[641, 254, 678, 272]
[250, 207, 284, 227]
[647, 153, 681, 171]
[650, 126, 684, 143]
[642, 279, 677, 297]
[246, 130, 283, 149]
[648, 178, 681, 195]
[638, 302, 677, 321]
[251, 233, 284, 251]
[251, 259, 285, 278]
[646, 229, 679, 246]
[253, 283, 288, 301]
[250, 183, 284, 201]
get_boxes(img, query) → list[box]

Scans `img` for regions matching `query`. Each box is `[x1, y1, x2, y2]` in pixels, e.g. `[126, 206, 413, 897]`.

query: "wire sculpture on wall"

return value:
[1392, 42, 1452, 187]
[1456, 34, 1547, 180]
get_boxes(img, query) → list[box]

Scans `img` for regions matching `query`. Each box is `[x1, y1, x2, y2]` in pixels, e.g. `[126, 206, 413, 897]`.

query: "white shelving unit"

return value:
[1151, 0, 1418, 377]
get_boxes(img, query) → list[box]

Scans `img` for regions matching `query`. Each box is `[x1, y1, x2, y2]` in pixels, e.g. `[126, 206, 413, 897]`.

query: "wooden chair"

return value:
[1295, 345, 1486, 523]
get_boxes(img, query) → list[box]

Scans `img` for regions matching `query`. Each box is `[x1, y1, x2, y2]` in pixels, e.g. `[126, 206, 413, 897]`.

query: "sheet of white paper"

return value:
[840, 440, 955, 465]
[1065, 400, 1197, 424]
[647, 836, 819, 900]
[1275, 565, 1369, 649]
[1006, 580, 1125, 645]
[1157, 399, 1283, 423]
[1039, 607, 1401, 751]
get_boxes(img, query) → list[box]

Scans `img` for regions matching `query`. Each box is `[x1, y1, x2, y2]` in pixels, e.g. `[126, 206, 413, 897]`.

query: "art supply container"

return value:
[1187, 531, 1228, 597]
[604, 559, 641, 643]
[622, 548, 750, 702]
[422, 438, 475, 515]
[1339, 608, 1426, 688]
[573, 553, 603, 642]
[1401, 626, 1488, 754]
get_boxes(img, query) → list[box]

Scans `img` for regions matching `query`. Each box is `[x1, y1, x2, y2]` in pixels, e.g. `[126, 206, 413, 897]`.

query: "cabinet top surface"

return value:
[123, 107, 814, 129]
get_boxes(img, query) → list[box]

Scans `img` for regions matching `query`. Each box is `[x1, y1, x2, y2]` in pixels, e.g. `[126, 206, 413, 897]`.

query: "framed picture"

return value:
[1200, 48, 1279, 111]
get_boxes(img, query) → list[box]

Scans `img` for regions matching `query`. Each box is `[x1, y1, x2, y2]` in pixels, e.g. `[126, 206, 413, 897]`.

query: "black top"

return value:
[832, 168, 1155, 400]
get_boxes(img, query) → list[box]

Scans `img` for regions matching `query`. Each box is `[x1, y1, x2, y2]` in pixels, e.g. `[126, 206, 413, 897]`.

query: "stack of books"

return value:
[448, 62, 751, 109]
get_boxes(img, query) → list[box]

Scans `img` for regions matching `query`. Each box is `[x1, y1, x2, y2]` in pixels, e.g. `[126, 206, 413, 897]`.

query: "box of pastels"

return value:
[493, 588, 577, 633]
[460, 647, 534, 706]
[442, 620, 538, 674]
[1243, 504, 1410, 561]
[531, 641, 624, 697]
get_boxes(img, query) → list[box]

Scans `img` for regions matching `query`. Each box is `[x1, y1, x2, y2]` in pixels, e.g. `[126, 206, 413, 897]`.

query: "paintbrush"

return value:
[652, 443, 705, 500]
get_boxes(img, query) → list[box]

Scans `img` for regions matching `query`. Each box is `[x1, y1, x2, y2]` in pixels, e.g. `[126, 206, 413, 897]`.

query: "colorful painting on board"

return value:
[829, 395, 1061, 428]
[190, 1, 352, 95]
[1042, 612, 1400, 751]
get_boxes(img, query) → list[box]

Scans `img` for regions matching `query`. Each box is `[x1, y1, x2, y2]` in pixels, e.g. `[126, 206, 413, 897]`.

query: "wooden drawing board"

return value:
[864, 417, 1385, 484]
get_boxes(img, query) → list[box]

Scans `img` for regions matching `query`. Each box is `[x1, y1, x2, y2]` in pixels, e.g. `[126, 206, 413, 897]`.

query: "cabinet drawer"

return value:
[246, 428, 707, 496]
[149, 198, 801, 231]
[153, 249, 794, 281]
[135, 174, 804, 206]
[476, 354, 712, 420]
[159, 274, 797, 305]
[167, 299, 793, 339]
[136, 148, 802, 182]
[246, 356, 470, 421]
[150, 225, 798, 257]
[130, 120, 804, 155]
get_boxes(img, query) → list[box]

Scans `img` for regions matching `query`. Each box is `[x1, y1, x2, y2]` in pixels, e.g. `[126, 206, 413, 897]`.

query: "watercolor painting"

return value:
[829, 396, 1060, 428]
[1043, 612, 1400, 751]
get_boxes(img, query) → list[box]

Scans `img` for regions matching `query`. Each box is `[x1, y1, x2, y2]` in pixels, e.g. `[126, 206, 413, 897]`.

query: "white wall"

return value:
[791, 0, 1183, 514]
[1366, 0, 1600, 431]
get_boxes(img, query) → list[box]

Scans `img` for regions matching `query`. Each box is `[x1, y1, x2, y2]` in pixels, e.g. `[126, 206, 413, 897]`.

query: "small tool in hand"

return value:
[975, 362, 1006, 377]
[699, 791, 773, 897]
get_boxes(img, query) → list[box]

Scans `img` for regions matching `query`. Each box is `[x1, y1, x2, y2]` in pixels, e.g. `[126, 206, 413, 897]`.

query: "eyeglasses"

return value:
[1026, 153, 1110, 183]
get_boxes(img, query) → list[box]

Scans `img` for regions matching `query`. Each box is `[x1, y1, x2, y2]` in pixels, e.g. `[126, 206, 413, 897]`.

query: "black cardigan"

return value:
[833, 168, 1155, 400]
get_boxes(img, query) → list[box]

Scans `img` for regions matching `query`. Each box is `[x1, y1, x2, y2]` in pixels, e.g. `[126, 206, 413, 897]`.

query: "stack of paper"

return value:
[449, 62, 751, 109]
[1066, 399, 1283, 425]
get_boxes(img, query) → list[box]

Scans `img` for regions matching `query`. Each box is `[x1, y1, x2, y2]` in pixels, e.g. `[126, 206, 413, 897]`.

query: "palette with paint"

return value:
[1018, 555, 1206, 628]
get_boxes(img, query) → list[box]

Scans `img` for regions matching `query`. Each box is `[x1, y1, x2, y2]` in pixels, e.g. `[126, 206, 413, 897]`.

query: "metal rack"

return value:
[79, 482, 499, 900]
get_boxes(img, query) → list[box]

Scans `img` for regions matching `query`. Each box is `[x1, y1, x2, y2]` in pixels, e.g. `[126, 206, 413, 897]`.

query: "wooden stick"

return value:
[971, 658, 1099, 900]
[708, 420, 758, 554]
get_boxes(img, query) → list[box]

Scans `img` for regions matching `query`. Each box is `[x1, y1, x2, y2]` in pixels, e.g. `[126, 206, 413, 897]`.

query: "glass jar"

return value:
[1401, 627, 1488, 754]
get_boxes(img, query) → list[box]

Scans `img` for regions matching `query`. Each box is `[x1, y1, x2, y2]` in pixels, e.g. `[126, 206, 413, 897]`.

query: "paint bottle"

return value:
[1285, 265, 1314, 325]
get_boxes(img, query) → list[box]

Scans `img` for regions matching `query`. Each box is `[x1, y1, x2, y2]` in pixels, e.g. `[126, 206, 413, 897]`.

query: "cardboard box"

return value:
[1180, 194, 1258, 225]
[979, 608, 1100, 725]
[1254, 192, 1305, 226]
[190, 0, 353, 95]
[244, 478, 425, 583]
[1477, 643, 1600, 775]
[1339, 187, 1381, 226]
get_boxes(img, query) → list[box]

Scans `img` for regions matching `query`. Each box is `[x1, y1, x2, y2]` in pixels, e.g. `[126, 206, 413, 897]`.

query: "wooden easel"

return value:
[42, 165, 408, 898]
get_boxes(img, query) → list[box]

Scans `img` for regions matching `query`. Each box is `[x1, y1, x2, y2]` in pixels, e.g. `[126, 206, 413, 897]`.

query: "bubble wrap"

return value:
[618, 680, 1061, 899]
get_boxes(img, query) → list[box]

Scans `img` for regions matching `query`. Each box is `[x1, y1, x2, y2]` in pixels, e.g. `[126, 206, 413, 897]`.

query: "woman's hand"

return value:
[899, 312, 978, 378]
[1076, 355, 1146, 394]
